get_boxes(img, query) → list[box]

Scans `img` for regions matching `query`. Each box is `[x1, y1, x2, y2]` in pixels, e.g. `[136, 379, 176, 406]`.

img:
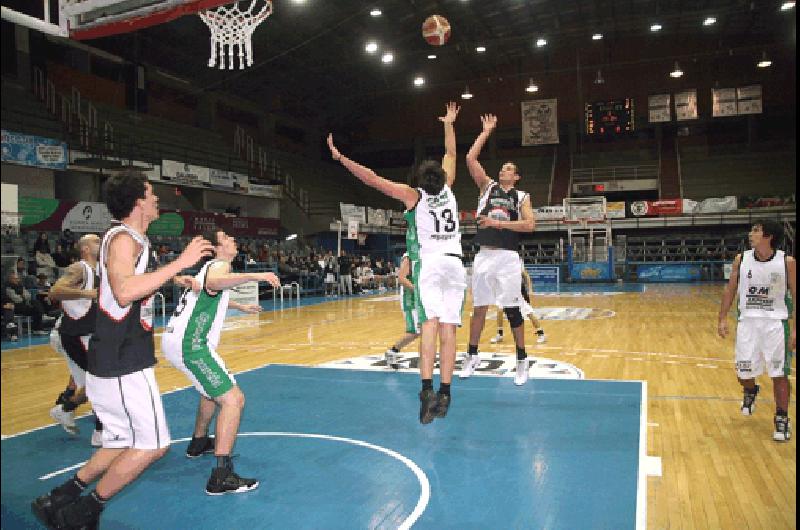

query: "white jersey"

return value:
[405, 185, 462, 260]
[60, 261, 95, 321]
[165, 260, 230, 350]
[737, 249, 790, 320]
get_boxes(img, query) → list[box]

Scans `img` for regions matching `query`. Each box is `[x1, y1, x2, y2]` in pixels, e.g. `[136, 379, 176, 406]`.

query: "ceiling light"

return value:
[413, 76, 425, 87]
[757, 51, 772, 68]
[369, 8, 382, 16]
[780, 1, 795, 10]
[650, 23, 662, 32]
[536, 38, 547, 47]
[592, 33, 603, 40]
[476, 46, 486, 53]
[381, 52, 393, 63]
[461, 85, 473, 99]
[703, 16, 716, 26]
[670, 61, 683, 78]
[427, 54, 437, 59]
[365, 42, 378, 54]
[594, 69, 605, 85]
[285, 234, 298, 240]
[525, 78, 538, 93]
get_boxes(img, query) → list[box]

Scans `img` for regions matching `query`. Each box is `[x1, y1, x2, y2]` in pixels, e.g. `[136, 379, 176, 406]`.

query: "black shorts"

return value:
[60, 333, 89, 371]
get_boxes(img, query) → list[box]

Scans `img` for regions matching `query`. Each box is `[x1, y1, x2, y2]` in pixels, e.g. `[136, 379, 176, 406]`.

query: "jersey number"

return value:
[429, 209, 456, 233]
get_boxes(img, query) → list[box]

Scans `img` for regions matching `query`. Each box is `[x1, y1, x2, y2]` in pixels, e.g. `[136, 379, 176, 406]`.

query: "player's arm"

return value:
[228, 300, 262, 314]
[107, 234, 213, 307]
[205, 261, 281, 294]
[478, 194, 536, 232]
[718, 253, 742, 338]
[49, 262, 95, 301]
[465, 114, 496, 194]
[522, 269, 533, 294]
[439, 102, 460, 188]
[787, 256, 796, 350]
[397, 257, 414, 291]
[328, 134, 419, 210]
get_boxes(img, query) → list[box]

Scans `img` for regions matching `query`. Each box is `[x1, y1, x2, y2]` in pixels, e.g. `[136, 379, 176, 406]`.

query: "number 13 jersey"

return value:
[404, 185, 462, 260]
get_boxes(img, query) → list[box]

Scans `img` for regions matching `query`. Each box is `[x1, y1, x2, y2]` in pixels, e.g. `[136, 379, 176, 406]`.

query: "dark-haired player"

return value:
[328, 102, 465, 424]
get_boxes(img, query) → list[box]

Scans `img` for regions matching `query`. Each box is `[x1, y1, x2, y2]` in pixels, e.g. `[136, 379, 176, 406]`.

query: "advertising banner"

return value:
[606, 202, 626, 219]
[2, 130, 67, 169]
[533, 205, 565, 220]
[570, 262, 611, 281]
[637, 264, 702, 282]
[231, 172, 249, 193]
[630, 199, 683, 216]
[161, 159, 211, 185]
[648, 94, 671, 123]
[209, 169, 235, 189]
[229, 281, 259, 306]
[340, 203, 367, 223]
[248, 182, 281, 198]
[61, 202, 114, 232]
[712, 88, 737, 117]
[674, 90, 698, 121]
[737, 85, 763, 115]
[521, 99, 559, 146]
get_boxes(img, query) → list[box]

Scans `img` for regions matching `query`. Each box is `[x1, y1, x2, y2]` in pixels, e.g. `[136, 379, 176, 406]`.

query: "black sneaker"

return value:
[433, 393, 451, 418]
[419, 388, 437, 425]
[186, 436, 215, 458]
[205, 467, 259, 495]
[741, 385, 760, 416]
[32, 491, 74, 529]
[51, 495, 101, 530]
[773, 415, 792, 442]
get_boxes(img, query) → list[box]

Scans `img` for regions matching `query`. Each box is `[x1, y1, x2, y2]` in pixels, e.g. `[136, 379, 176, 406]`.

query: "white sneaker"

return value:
[385, 349, 399, 369]
[91, 429, 103, 447]
[773, 415, 791, 442]
[460, 355, 481, 378]
[514, 359, 530, 386]
[536, 332, 547, 344]
[489, 334, 504, 344]
[50, 405, 78, 435]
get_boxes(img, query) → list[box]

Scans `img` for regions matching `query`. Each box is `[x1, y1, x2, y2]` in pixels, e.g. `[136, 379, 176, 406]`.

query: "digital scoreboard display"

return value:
[585, 98, 635, 135]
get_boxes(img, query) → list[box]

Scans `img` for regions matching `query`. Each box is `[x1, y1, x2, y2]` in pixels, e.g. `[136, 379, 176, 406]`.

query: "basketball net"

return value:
[199, 1, 273, 70]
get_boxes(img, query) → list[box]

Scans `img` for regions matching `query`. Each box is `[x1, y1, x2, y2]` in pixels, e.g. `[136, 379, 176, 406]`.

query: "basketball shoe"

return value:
[186, 436, 215, 458]
[773, 415, 791, 442]
[50, 404, 78, 435]
[459, 355, 481, 379]
[419, 388, 438, 424]
[514, 359, 530, 386]
[206, 467, 259, 495]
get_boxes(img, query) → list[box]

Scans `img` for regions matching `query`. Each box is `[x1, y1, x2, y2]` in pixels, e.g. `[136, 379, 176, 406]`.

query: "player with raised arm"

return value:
[162, 229, 280, 494]
[328, 102, 466, 424]
[461, 114, 536, 385]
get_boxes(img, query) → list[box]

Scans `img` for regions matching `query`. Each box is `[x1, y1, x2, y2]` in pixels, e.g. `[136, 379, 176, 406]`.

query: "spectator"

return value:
[35, 247, 58, 280]
[35, 273, 60, 317]
[33, 232, 51, 254]
[52, 243, 71, 268]
[1, 291, 19, 341]
[258, 244, 270, 263]
[4, 272, 50, 334]
[338, 251, 353, 296]
[58, 228, 76, 250]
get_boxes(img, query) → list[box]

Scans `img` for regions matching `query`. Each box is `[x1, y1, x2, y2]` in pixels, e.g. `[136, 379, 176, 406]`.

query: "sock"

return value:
[87, 490, 107, 512]
[516, 347, 527, 361]
[94, 416, 103, 431]
[390, 346, 399, 353]
[496, 329, 503, 336]
[744, 386, 758, 395]
[62, 400, 79, 412]
[467, 344, 478, 356]
[536, 329, 544, 335]
[216, 455, 233, 470]
[55, 475, 86, 499]
[438, 383, 451, 396]
[421, 379, 433, 391]
[776, 408, 788, 417]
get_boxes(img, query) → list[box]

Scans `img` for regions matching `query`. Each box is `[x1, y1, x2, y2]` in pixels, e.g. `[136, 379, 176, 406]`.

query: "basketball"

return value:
[422, 15, 451, 46]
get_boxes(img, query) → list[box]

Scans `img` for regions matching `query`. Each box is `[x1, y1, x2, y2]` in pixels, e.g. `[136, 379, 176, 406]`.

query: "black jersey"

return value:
[88, 224, 157, 377]
[473, 182, 529, 251]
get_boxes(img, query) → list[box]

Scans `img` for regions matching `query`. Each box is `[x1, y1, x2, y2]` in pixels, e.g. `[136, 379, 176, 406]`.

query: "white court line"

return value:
[636, 380, 649, 530]
[38, 432, 430, 530]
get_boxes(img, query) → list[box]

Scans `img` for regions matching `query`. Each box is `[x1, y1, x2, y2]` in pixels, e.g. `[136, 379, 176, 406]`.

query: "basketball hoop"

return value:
[1, 211, 22, 236]
[199, 0, 273, 70]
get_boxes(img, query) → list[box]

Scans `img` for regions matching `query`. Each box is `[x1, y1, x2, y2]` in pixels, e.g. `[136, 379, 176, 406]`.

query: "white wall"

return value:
[1, 183, 18, 212]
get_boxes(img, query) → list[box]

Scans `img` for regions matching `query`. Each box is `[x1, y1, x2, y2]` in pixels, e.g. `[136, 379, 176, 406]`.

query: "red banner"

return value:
[630, 199, 683, 217]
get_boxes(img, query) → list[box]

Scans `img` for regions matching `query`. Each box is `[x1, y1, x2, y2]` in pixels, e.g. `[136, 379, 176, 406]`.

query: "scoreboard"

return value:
[585, 98, 635, 135]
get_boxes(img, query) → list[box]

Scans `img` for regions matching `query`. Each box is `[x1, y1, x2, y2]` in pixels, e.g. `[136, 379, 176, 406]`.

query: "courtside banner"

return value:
[162, 159, 211, 184]
[2, 130, 67, 170]
[230, 281, 259, 306]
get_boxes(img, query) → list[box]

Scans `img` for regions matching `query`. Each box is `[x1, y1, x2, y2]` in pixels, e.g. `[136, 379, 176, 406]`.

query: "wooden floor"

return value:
[1, 283, 795, 529]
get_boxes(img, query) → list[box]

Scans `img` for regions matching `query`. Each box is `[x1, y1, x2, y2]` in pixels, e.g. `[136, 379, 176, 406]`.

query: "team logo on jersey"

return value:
[747, 270, 752, 279]
[319, 353, 583, 379]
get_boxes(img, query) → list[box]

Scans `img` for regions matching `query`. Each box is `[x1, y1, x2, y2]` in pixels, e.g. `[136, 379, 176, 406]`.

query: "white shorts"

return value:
[86, 368, 171, 449]
[50, 328, 88, 388]
[472, 249, 524, 308]
[162, 333, 236, 399]
[735, 318, 792, 378]
[415, 254, 466, 326]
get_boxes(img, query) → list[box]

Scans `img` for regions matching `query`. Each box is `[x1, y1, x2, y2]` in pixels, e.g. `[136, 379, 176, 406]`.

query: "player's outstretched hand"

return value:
[327, 134, 342, 161]
[438, 102, 461, 124]
[480, 114, 497, 133]
[717, 319, 729, 339]
[259, 272, 282, 289]
[477, 214, 500, 229]
[239, 303, 262, 314]
[176, 236, 214, 269]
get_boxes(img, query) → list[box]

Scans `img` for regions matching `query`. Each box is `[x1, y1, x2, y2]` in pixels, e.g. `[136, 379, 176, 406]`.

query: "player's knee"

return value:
[503, 307, 524, 328]
[153, 445, 170, 460]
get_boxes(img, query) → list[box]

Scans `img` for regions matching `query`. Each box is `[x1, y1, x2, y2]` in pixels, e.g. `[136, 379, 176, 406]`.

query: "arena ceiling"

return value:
[3, 0, 797, 124]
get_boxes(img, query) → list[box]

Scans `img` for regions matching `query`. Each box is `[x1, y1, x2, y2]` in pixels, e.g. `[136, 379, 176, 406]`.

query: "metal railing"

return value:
[571, 164, 659, 184]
